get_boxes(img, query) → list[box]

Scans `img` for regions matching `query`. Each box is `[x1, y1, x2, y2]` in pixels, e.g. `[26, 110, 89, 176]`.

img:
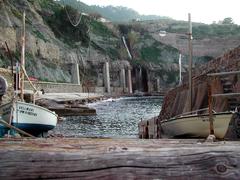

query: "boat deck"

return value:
[0, 138, 240, 179]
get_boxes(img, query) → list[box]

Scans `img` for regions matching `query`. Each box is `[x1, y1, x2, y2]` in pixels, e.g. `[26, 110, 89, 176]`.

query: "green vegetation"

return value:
[42, 4, 90, 47]
[166, 71, 178, 84]
[193, 24, 240, 39]
[32, 29, 48, 42]
[222, 17, 234, 25]
[164, 19, 240, 39]
[38, 0, 59, 12]
[141, 46, 161, 63]
[0, 53, 10, 68]
[90, 20, 114, 37]
[139, 38, 179, 64]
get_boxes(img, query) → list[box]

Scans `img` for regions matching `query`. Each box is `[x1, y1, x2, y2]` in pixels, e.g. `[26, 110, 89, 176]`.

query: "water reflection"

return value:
[52, 96, 162, 138]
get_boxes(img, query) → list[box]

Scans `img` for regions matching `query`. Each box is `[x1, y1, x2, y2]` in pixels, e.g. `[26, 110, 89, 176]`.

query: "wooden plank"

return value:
[0, 138, 240, 179]
[212, 92, 240, 97]
[207, 70, 240, 76]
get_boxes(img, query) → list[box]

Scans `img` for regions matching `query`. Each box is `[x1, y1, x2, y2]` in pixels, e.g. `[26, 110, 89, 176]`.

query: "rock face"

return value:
[0, 27, 16, 52]
[1, 0, 240, 92]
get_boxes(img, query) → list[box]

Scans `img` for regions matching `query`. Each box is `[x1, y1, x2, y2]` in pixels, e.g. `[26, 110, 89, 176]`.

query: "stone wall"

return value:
[24, 81, 82, 93]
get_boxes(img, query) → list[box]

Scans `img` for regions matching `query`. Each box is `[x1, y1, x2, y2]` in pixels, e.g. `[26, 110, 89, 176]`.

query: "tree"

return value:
[222, 17, 234, 25]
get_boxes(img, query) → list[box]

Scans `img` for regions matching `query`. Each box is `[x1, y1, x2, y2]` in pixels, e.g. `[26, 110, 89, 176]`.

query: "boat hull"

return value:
[161, 112, 233, 139]
[0, 101, 58, 136]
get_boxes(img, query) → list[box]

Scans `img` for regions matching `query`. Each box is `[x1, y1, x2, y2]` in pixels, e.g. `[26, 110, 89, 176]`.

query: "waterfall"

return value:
[122, 36, 132, 59]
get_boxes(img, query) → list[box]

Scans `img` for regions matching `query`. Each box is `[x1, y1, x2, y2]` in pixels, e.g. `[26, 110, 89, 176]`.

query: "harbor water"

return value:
[52, 96, 163, 138]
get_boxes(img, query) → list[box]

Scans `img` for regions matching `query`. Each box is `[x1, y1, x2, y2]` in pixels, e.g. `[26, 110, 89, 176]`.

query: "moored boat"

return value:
[161, 111, 233, 139]
[0, 100, 58, 136]
[0, 11, 58, 137]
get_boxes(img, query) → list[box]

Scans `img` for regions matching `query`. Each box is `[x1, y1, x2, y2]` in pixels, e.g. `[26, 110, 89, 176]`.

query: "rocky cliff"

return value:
[1, 0, 240, 92]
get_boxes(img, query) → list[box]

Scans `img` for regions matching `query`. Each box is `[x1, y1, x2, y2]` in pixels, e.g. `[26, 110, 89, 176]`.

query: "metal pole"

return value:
[188, 13, 193, 112]
[20, 11, 25, 101]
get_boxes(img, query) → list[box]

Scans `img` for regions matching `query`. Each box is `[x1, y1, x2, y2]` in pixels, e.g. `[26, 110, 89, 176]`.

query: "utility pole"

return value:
[188, 13, 193, 112]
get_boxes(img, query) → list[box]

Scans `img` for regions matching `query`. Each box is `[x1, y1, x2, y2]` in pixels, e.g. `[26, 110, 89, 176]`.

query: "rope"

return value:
[20, 65, 38, 94]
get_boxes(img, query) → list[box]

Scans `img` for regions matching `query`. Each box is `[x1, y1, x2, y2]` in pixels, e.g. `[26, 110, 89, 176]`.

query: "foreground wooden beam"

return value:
[0, 138, 239, 179]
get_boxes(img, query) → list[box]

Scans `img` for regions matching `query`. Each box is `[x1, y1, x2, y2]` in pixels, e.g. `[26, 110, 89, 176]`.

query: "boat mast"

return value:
[20, 11, 25, 101]
[188, 13, 193, 112]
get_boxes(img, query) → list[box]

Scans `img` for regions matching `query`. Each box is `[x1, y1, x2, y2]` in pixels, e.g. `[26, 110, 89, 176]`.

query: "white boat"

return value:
[0, 100, 58, 136]
[0, 11, 58, 137]
[161, 111, 233, 139]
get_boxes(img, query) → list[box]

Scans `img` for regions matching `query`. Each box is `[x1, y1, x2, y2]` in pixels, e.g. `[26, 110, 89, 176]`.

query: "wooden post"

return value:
[20, 11, 26, 101]
[208, 82, 214, 135]
[188, 13, 193, 112]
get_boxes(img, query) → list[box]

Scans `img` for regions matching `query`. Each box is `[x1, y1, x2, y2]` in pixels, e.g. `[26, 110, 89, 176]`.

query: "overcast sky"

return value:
[80, 0, 240, 24]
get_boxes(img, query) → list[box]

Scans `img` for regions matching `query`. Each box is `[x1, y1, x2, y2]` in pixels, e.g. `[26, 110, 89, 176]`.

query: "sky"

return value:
[79, 0, 240, 24]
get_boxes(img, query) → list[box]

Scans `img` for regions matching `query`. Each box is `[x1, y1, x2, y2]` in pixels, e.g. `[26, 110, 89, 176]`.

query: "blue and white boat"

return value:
[0, 11, 57, 137]
[0, 100, 58, 136]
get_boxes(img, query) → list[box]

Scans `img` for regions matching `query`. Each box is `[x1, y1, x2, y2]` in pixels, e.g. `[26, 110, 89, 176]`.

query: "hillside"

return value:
[57, 0, 170, 22]
[0, 0, 240, 90]
[58, 0, 240, 62]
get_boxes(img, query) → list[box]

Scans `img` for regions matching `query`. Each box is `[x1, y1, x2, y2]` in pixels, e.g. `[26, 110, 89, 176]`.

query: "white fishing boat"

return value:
[161, 110, 233, 139]
[0, 11, 58, 137]
[0, 100, 57, 136]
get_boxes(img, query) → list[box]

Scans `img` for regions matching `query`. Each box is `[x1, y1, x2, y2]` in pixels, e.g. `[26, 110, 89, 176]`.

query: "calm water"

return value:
[52, 96, 163, 138]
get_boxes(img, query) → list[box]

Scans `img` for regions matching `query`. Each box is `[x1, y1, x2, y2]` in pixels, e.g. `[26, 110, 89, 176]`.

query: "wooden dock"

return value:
[0, 138, 240, 179]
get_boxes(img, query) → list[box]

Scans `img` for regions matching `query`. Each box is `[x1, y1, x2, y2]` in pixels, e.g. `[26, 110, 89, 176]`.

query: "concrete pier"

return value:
[103, 62, 111, 93]
[120, 68, 126, 93]
[71, 63, 80, 85]
[156, 78, 160, 92]
[127, 68, 132, 94]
